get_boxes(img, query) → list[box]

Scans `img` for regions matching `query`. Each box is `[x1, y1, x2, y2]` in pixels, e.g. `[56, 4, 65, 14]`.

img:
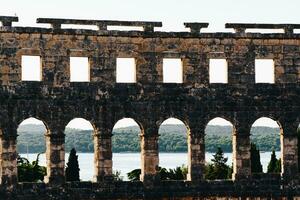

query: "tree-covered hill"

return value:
[16, 124, 281, 153]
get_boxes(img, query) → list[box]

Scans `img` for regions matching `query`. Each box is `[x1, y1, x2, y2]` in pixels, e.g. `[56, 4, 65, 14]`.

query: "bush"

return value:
[17, 153, 46, 182]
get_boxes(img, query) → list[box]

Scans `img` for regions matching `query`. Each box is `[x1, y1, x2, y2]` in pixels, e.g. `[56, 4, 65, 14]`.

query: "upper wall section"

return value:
[1, 16, 300, 87]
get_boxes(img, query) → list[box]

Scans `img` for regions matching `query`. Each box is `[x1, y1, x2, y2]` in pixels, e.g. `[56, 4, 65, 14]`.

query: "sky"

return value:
[2, 0, 294, 129]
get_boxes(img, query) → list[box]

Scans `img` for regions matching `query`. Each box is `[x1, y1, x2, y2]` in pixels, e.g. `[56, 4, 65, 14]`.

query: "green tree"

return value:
[127, 169, 141, 181]
[112, 170, 123, 181]
[227, 164, 233, 179]
[127, 165, 188, 181]
[205, 147, 232, 180]
[250, 143, 263, 173]
[211, 147, 229, 179]
[275, 158, 281, 173]
[65, 148, 80, 181]
[166, 165, 187, 180]
[267, 149, 281, 173]
[204, 164, 214, 180]
[17, 153, 46, 182]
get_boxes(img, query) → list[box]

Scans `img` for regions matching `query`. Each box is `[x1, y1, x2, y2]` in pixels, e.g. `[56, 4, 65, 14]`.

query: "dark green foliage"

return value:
[204, 147, 232, 180]
[127, 147, 234, 181]
[267, 149, 281, 173]
[127, 169, 141, 181]
[250, 126, 280, 151]
[65, 148, 80, 181]
[159, 125, 187, 152]
[17, 153, 46, 182]
[158, 166, 188, 180]
[250, 143, 263, 173]
[112, 170, 123, 181]
[276, 158, 281, 173]
[17, 124, 46, 153]
[205, 135, 232, 152]
[127, 165, 187, 181]
[204, 164, 214, 180]
[17, 124, 281, 153]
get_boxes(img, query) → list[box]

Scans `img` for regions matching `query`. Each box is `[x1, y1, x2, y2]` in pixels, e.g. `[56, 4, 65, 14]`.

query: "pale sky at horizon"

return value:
[20, 117, 279, 130]
[3, 0, 295, 129]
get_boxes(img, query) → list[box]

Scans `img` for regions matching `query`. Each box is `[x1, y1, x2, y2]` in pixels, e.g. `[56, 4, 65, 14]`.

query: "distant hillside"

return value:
[17, 124, 280, 153]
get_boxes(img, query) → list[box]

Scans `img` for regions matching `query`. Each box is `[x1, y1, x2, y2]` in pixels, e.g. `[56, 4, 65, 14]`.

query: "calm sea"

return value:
[20, 152, 280, 181]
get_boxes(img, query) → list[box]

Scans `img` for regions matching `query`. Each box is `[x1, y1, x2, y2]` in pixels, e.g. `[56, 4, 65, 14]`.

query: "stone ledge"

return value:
[4, 26, 300, 39]
[36, 18, 162, 32]
[0, 16, 18, 27]
[226, 23, 300, 34]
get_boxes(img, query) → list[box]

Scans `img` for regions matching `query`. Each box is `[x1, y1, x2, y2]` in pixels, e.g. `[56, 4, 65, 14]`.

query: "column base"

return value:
[44, 173, 65, 186]
[93, 175, 114, 182]
[0, 174, 18, 188]
[141, 174, 160, 188]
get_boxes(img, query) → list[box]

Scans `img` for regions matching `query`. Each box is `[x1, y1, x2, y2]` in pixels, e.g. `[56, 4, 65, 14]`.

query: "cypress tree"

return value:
[274, 158, 281, 173]
[267, 149, 278, 173]
[65, 148, 80, 181]
[250, 143, 263, 173]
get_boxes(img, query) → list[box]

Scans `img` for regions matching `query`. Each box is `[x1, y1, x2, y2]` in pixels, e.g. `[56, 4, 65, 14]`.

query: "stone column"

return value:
[93, 130, 113, 182]
[281, 124, 298, 181]
[0, 131, 18, 187]
[140, 129, 159, 186]
[44, 129, 65, 185]
[187, 128, 205, 181]
[232, 126, 251, 180]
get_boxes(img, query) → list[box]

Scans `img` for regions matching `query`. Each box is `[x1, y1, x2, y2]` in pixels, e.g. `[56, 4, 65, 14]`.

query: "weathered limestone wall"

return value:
[0, 16, 300, 199]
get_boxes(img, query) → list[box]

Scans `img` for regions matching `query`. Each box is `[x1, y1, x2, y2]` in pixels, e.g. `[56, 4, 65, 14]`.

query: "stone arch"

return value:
[204, 113, 236, 130]
[250, 117, 282, 174]
[16, 117, 49, 183]
[111, 117, 143, 181]
[64, 118, 95, 181]
[158, 117, 190, 180]
[111, 117, 144, 133]
[249, 115, 283, 134]
[204, 117, 234, 180]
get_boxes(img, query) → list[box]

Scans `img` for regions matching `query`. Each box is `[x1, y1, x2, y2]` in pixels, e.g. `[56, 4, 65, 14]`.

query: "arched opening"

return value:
[250, 117, 281, 174]
[204, 117, 233, 180]
[65, 118, 94, 181]
[158, 118, 189, 180]
[112, 118, 142, 181]
[17, 117, 48, 182]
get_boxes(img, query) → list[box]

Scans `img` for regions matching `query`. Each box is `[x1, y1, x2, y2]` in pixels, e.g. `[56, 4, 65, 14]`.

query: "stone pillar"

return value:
[232, 126, 251, 180]
[93, 130, 113, 182]
[187, 128, 205, 181]
[44, 130, 65, 185]
[0, 132, 18, 187]
[281, 124, 298, 181]
[140, 129, 159, 186]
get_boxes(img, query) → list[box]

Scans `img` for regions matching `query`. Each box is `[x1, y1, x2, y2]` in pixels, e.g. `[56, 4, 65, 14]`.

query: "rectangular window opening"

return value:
[209, 59, 228, 83]
[163, 58, 183, 83]
[70, 57, 90, 82]
[21, 55, 42, 81]
[255, 59, 275, 83]
[62, 24, 99, 30]
[116, 58, 136, 83]
[107, 26, 143, 31]
[245, 29, 284, 34]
